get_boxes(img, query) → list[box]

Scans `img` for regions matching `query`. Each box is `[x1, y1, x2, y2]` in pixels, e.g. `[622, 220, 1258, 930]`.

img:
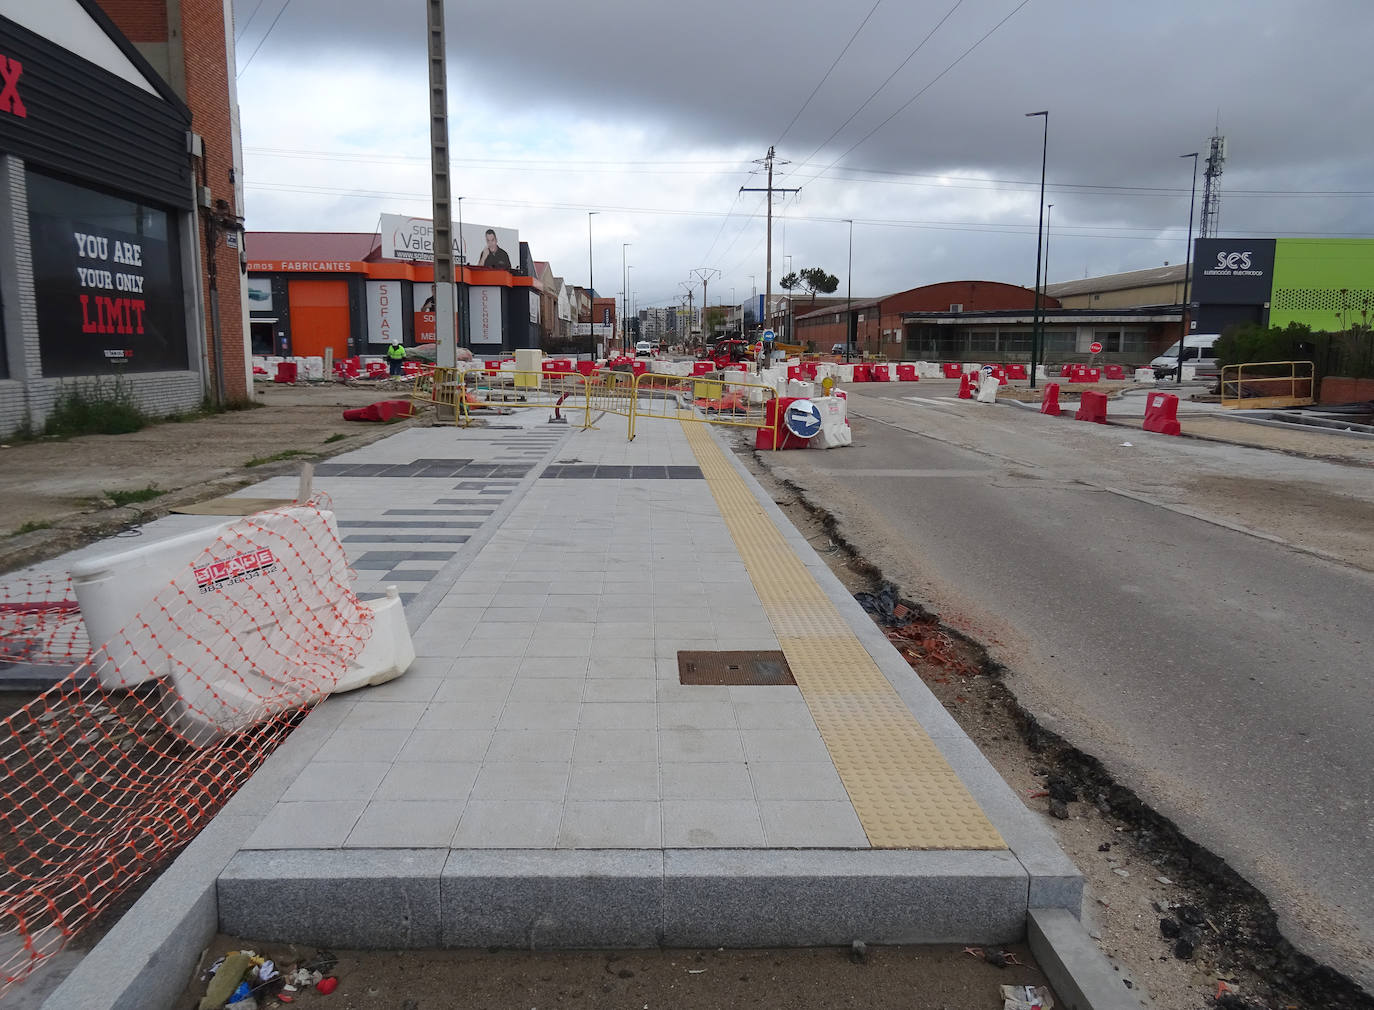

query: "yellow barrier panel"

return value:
[628, 369, 780, 445]
[1220, 360, 1316, 409]
[584, 368, 637, 425]
[413, 367, 593, 427]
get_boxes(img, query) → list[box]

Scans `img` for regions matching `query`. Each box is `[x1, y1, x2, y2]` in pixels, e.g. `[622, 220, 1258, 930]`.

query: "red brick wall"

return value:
[97, 0, 249, 400]
[1319, 376, 1374, 404]
[95, 0, 168, 41]
[796, 281, 1061, 354]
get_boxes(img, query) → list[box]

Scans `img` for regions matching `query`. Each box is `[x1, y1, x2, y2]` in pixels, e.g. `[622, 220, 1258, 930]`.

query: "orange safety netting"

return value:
[0, 499, 372, 996]
[0, 577, 90, 668]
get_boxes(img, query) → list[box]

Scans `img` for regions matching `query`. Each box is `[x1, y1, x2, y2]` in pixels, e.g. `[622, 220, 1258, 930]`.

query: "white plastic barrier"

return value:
[1134, 367, 1157, 384]
[964, 362, 984, 375]
[1182, 365, 1197, 381]
[975, 373, 1000, 403]
[69, 506, 413, 737]
[787, 379, 816, 398]
[814, 395, 852, 448]
[832, 364, 855, 383]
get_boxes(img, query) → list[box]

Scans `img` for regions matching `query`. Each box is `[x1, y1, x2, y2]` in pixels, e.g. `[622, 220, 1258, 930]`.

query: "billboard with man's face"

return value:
[380, 214, 519, 271]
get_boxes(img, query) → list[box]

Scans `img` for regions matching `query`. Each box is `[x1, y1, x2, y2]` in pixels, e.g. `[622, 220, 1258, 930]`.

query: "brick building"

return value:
[0, 1, 221, 436]
[98, 0, 251, 404]
[797, 281, 1056, 356]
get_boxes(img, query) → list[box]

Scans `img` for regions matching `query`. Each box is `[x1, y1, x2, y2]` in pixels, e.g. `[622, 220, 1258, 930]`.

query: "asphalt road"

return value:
[760, 384, 1374, 990]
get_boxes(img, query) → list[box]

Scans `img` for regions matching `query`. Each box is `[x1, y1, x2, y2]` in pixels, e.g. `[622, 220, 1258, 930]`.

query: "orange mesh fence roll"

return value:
[0, 498, 372, 995]
[0, 578, 89, 668]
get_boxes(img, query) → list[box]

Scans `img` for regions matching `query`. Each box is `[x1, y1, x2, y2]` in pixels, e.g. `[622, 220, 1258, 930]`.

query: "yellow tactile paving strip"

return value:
[682, 422, 1006, 850]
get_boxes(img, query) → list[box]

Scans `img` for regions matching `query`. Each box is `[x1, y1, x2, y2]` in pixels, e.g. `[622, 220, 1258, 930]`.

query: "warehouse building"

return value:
[0, 0, 248, 436]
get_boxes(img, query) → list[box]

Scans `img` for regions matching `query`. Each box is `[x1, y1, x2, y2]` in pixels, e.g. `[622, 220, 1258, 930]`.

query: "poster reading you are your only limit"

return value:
[27, 172, 188, 377]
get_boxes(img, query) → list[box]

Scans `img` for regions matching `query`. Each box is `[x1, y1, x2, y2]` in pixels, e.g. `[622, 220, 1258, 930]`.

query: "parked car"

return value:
[830, 343, 847, 356]
[1152, 333, 1220, 380]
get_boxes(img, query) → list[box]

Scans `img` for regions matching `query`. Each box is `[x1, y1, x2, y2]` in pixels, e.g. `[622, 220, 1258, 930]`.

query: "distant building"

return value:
[1045, 263, 1188, 310]
[796, 280, 1181, 362]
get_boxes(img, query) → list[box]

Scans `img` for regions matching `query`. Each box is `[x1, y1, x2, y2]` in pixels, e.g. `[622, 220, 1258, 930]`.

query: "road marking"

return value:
[682, 421, 1005, 850]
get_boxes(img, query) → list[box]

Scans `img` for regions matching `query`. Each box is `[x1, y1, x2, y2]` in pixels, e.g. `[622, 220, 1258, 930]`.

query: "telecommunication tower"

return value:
[1200, 132, 1226, 238]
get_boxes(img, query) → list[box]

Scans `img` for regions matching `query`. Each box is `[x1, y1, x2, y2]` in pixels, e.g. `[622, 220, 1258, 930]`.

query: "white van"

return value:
[1152, 333, 1220, 379]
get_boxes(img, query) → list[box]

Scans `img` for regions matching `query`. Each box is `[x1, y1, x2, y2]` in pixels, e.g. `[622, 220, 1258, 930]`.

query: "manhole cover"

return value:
[678, 650, 795, 686]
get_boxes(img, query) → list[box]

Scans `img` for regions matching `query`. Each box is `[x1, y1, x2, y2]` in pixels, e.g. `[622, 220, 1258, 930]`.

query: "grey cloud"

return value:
[234, 0, 1374, 299]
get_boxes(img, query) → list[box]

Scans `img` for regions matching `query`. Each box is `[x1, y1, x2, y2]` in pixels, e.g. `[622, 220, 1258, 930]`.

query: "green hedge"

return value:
[1215, 323, 1374, 380]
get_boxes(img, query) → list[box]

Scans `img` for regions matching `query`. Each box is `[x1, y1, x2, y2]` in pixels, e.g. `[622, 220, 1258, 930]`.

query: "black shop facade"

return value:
[0, 5, 205, 437]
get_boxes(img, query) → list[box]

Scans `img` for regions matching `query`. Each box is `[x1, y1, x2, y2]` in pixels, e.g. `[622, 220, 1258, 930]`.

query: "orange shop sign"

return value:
[247, 260, 366, 273]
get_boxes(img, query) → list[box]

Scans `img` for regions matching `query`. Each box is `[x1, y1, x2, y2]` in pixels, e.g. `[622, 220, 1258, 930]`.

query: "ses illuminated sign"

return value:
[1193, 239, 1276, 304]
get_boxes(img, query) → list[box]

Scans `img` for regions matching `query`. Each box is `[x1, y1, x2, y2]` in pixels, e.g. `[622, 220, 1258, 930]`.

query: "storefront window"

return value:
[25, 170, 187, 377]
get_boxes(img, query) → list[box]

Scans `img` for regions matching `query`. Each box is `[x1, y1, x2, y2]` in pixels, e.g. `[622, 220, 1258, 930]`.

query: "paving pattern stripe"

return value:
[680, 421, 1005, 851]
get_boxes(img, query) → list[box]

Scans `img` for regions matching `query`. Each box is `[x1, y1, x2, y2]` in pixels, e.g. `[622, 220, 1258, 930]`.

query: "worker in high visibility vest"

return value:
[386, 340, 406, 376]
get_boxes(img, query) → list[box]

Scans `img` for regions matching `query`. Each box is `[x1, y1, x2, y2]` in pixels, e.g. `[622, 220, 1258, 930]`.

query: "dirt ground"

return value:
[179, 937, 1056, 1010]
[0, 381, 428, 576]
[741, 445, 1372, 1010]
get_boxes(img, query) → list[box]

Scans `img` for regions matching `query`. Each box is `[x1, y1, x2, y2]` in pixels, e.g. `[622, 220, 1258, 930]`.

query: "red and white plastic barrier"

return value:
[1142, 392, 1182, 436]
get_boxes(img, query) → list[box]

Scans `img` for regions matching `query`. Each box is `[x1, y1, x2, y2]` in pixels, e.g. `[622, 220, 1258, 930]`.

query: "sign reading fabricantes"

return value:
[246, 260, 361, 273]
[28, 172, 187, 376]
[1193, 238, 1276, 304]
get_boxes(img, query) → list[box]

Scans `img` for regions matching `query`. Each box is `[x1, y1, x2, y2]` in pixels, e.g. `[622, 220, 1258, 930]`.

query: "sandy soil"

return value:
[0, 382, 426, 576]
[179, 936, 1057, 1010]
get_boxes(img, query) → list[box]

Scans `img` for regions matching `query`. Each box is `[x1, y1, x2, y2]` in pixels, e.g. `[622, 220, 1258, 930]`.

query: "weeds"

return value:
[10, 520, 53, 537]
[323, 433, 347, 444]
[106, 486, 162, 507]
[44, 377, 147, 438]
[245, 449, 311, 468]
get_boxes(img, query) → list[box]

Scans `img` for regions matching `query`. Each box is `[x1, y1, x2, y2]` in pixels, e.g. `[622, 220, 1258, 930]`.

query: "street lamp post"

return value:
[730, 287, 736, 337]
[587, 211, 598, 357]
[456, 196, 465, 347]
[622, 243, 631, 354]
[1026, 111, 1048, 389]
[844, 219, 854, 363]
[1179, 152, 1200, 386]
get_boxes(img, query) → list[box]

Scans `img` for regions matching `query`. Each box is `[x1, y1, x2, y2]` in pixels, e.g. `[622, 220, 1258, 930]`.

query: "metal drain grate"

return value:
[678, 650, 795, 686]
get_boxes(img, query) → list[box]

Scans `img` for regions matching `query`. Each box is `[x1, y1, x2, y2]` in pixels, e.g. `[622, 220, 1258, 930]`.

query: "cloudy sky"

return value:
[233, 0, 1374, 311]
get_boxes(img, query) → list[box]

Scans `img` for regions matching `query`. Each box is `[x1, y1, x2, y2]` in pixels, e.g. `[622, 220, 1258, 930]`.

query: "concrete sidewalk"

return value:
[42, 408, 1082, 1010]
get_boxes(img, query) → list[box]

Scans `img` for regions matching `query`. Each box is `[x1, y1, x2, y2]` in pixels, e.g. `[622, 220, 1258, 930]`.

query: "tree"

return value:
[704, 305, 728, 336]
[798, 267, 840, 308]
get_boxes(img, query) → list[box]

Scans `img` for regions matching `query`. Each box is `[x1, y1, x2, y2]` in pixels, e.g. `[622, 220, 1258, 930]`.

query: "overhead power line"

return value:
[797, 0, 1033, 186]
[794, 0, 964, 174]
[774, 0, 884, 146]
[241, 147, 1374, 198]
[243, 180, 1372, 239]
[234, 0, 268, 43]
[237, 0, 294, 80]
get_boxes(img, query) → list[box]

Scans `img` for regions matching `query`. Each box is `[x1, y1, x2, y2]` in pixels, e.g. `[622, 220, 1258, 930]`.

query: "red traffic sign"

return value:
[1089, 341, 1103, 354]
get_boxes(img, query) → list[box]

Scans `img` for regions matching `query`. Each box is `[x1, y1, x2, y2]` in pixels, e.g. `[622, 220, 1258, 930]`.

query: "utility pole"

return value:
[586, 211, 597, 356]
[622, 243, 631, 354]
[740, 146, 800, 337]
[426, 0, 455, 371]
[691, 268, 720, 341]
[679, 280, 696, 346]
